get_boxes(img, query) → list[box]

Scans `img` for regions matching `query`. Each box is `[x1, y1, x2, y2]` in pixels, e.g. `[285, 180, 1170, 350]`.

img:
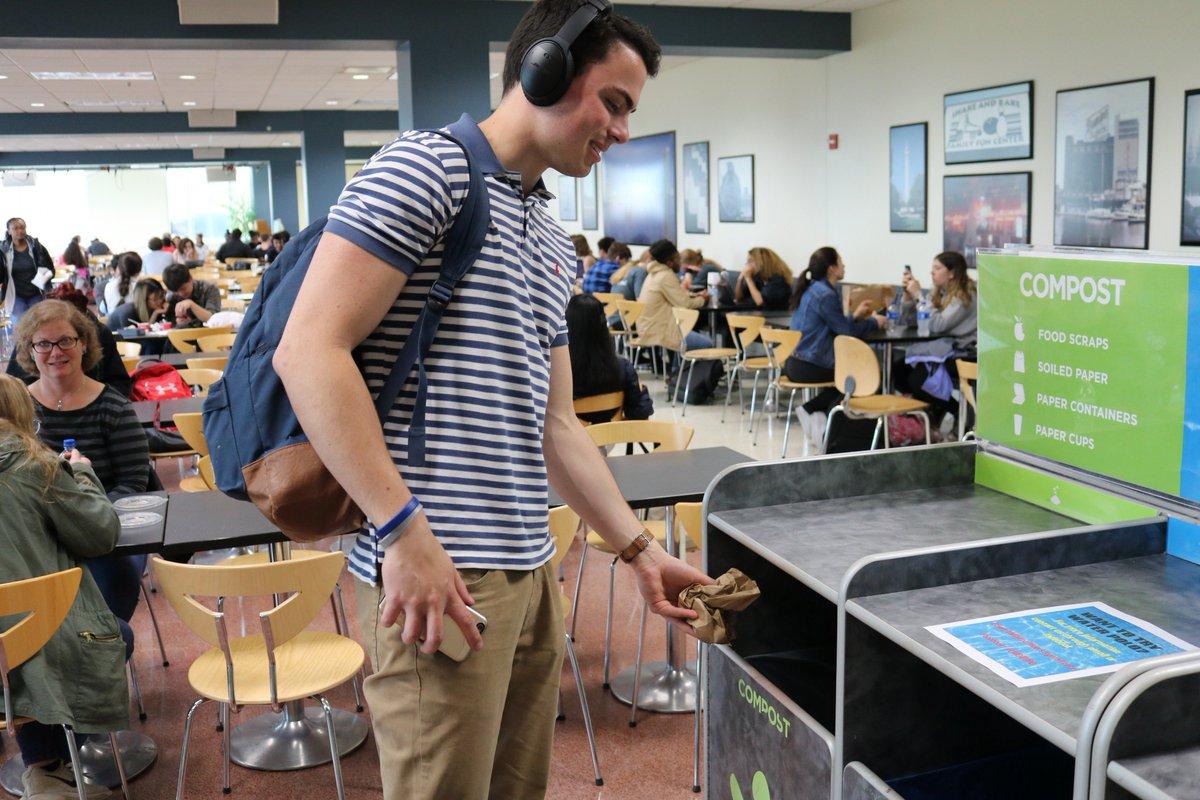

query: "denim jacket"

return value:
[788, 279, 878, 369]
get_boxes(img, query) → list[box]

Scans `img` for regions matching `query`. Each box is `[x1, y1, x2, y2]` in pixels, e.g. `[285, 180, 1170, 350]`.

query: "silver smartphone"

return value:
[381, 596, 487, 662]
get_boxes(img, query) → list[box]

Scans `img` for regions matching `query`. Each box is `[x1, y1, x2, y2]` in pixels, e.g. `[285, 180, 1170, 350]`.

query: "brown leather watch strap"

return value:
[619, 530, 653, 563]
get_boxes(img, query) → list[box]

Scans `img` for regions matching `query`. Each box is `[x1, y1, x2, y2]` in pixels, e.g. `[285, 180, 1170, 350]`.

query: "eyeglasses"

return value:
[30, 336, 80, 354]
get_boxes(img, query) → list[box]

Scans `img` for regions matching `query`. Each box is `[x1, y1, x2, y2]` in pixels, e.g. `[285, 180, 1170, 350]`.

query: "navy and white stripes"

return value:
[326, 123, 575, 584]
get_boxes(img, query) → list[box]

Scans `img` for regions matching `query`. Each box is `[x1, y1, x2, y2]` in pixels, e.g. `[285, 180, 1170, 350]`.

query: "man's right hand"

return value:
[378, 521, 483, 655]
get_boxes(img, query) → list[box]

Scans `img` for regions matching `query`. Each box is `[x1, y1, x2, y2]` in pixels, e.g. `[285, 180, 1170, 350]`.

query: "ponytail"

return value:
[789, 246, 840, 311]
[115, 251, 143, 299]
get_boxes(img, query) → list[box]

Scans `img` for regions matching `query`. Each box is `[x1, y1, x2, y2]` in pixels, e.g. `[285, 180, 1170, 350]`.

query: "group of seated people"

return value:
[573, 232, 979, 447]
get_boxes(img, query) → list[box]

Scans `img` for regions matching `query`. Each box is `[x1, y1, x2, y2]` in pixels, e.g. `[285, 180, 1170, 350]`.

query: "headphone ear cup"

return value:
[520, 38, 574, 107]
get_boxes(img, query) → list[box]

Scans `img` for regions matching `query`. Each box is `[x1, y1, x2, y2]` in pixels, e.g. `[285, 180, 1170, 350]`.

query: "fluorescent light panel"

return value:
[32, 71, 155, 81]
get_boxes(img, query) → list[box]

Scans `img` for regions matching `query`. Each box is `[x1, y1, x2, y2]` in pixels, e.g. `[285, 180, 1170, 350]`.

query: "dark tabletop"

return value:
[549, 446, 751, 510]
[862, 325, 943, 345]
[161, 490, 284, 555]
[133, 396, 205, 426]
[115, 328, 170, 341]
[111, 492, 169, 556]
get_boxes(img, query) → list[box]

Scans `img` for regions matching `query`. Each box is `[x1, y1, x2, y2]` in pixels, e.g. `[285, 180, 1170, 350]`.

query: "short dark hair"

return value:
[597, 236, 615, 254]
[162, 263, 193, 292]
[649, 239, 677, 264]
[230, 228, 242, 239]
[272, 230, 291, 244]
[502, 0, 661, 96]
[148, 237, 163, 251]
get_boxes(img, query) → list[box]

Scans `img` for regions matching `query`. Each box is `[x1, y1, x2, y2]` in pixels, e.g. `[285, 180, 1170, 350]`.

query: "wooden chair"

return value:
[186, 355, 228, 372]
[122, 355, 141, 375]
[573, 420, 694, 686]
[616, 300, 660, 374]
[671, 307, 739, 416]
[755, 328, 838, 456]
[196, 333, 237, 353]
[174, 412, 208, 456]
[166, 326, 234, 354]
[548, 506, 603, 787]
[115, 341, 142, 357]
[825, 335, 930, 451]
[0, 568, 132, 800]
[573, 391, 624, 425]
[956, 359, 978, 440]
[180, 455, 216, 492]
[176, 368, 222, 397]
[152, 551, 363, 799]
[592, 291, 622, 316]
[724, 314, 768, 424]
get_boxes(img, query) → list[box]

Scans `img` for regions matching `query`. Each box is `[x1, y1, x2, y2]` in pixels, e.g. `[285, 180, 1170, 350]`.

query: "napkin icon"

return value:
[678, 568, 761, 644]
[1013, 383, 1025, 405]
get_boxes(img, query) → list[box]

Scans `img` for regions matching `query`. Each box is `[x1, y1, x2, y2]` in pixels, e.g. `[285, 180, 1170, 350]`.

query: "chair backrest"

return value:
[956, 359, 978, 412]
[834, 335, 881, 397]
[614, 299, 643, 330]
[585, 420, 694, 452]
[198, 456, 216, 489]
[152, 551, 344, 653]
[725, 314, 767, 357]
[593, 292, 622, 316]
[758, 327, 802, 369]
[573, 391, 624, 424]
[672, 306, 700, 345]
[548, 505, 581, 572]
[174, 412, 209, 455]
[115, 341, 141, 357]
[122, 355, 141, 375]
[177, 368, 223, 396]
[0, 569, 81, 675]
[675, 502, 703, 553]
[166, 325, 235, 353]
[197, 333, 237, 352]
[186, 355, 229, 372]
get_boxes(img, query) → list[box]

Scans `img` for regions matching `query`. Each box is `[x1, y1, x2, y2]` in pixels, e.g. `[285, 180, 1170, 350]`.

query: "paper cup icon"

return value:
[1013, 414, 1023, 436]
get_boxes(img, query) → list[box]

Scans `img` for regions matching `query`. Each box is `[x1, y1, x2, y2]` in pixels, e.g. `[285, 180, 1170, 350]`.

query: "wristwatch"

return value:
[619, 529, 653, 563]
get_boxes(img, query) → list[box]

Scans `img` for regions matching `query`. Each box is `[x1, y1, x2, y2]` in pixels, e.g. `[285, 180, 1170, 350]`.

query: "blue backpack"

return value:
[202, 124, 491, 542]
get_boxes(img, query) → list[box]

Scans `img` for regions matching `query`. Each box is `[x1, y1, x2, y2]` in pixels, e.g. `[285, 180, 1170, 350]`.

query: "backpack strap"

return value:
[371, 127, 492, 467]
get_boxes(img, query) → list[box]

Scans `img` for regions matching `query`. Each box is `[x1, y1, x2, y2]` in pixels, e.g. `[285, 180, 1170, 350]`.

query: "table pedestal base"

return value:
[0, 731, 156, 795]
[228, 702, 368, 771]
[609, 660, 698, 713]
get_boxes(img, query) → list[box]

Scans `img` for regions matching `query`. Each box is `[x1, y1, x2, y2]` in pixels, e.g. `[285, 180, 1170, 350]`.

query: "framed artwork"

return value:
[557, 175, 577, 221]
[1054, 77, 1154, 249]
[890, 122, 927, 232]
[580, 168, 598, 230]
[943, 172, 1032, 267]
[944, 81, 1034, 164]
[601, 131, 677, 245]
[718, 154, 754, 223]
[682, 141, 710, 234]
[1182, 89, 1200, 245]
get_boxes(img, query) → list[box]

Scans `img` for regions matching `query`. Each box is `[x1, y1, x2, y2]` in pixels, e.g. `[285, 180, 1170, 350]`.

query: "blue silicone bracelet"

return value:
[375, 496, 422, 545]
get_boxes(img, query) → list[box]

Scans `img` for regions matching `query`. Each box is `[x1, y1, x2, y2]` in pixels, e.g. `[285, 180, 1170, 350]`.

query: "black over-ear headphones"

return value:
[520, 0, 613, 107]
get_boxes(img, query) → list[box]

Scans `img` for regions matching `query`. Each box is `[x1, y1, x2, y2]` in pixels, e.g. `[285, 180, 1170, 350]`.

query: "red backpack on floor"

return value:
[129, 362, 193, 402]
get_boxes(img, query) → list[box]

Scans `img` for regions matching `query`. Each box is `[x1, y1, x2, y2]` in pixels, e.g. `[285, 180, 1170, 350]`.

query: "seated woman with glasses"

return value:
[13, 300, 151, 636]
[104, 278, 168, 332]
[0, 374, 130, 799]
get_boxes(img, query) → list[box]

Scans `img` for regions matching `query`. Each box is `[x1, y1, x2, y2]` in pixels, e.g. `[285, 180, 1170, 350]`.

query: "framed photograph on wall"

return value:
[890, 122, 927, 232]
[557, 175, 578, 222]
[943, 172, 1032, 267]
[944, 81, 1034, 164]
[1054, 77, 1154, 249]
[580, 168, 598, 230]
[601, 131, 677, 245]
[1182, 89, 1200, 245]
[718, 154, 754, 223]
[682, 141, 710, 234]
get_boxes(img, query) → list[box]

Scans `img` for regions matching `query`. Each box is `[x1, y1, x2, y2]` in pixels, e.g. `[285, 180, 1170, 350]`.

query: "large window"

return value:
[166, 166, 254, 244]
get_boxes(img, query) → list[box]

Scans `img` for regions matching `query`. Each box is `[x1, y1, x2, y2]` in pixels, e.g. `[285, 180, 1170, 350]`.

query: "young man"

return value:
[162, 263, 221, 326]
[274, 2, 713, 798]
[581, 234, 621, 293]
[139, 237, 173, 278]
[215, 229, 251, 262]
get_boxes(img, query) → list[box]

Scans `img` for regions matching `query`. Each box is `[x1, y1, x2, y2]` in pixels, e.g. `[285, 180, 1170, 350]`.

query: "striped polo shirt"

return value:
[325, 114, 575, 585]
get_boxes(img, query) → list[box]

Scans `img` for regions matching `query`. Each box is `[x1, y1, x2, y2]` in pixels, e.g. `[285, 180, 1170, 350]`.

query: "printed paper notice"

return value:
[926, 602, 1195, 687]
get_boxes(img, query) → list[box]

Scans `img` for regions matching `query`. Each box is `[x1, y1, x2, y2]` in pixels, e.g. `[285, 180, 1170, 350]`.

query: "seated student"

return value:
[140, 237, 173, 278]
[0, 374, 131, 800]
[173, 237, 202, 267]
[679, 249, 723, 292]
[566, 294, 653, 424]
[581, 236, 622, 294]
[59, 238, 92, 300]
[893, 250, 978, 422]
[636, 239, 713, 355]
[735, 247, 793, 310]
[215, 229, 252, 262]
[612, 246, 651, 301]
[15, 301, 152, 635]
[265, 230, 291, 264]
[786, 246, 887, 448]
[161, 234, 176, 254]
[162, 263, 221, 327]
[570, 234, 596, 274]
[106, 279, 168, 332]
[101, 252, 141, 316]
[7, 284, 130, 397]
[194, 233, 209, 262]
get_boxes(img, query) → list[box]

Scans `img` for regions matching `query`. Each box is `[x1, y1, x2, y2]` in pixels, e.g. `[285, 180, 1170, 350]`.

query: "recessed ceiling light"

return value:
[183, 101, 196, 106]
[180, 74, 196, 80]
[30, 102, 45, 108]
[33, 71, 154, 81]
[0, 75, 8, 80]
[371, 140, 380, 145]
[325, 100, 338, 105]
[352, 74, 369, 81]
[281, 140, 291, 146]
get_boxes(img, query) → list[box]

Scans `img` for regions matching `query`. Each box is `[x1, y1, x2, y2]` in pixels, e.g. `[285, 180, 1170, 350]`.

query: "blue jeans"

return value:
[10, 293, 42, 326]
[85, 554, 147, 623]
[669, 331, 714, 373]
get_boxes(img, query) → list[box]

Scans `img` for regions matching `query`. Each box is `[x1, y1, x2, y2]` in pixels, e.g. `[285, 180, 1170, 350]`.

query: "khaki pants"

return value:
[354, 564, 565, 800]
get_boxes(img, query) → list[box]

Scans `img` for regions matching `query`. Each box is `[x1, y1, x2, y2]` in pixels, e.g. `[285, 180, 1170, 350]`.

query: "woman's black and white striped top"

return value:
[33, 386, 150, 500]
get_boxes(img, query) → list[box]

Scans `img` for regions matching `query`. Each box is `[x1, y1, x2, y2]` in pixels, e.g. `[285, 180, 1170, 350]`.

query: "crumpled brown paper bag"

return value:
[678, 568, 760, 644]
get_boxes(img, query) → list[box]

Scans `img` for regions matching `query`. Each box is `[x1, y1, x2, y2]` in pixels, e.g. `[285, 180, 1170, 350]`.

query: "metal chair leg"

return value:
[139, 579, 168, 667]
[692, 639, 704, 793]
[62, 726, 88, 800]
[870, 417, 885, 450]
[127, 662, 147, 722]
[565, 633, 604, 786]
[628, 602, 648, 728]
[331, 583, 365, 711]
[108, 731, 132, 800]
[221, 703, 231, 794]
[747, 370, 762, 432]
[782, 388, 798, 459]
[916, 410, 931, 444]
[569, 540, 589, 642]
[823, 405, 843, 453]
[681, 360, 697, 414]
[720, 360, 736, 421]
[603, 556, 618, 688]
[316, 696, 346, 800]
[176, 697, 208, 800]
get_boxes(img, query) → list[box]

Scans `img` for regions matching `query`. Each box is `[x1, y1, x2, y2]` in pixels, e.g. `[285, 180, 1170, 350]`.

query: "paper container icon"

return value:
[1014, 351, 1025, 373]
[1014, 414, 1023, 436]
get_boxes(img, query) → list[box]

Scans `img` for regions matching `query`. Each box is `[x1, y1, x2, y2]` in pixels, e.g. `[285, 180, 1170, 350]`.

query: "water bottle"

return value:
[706, 271, 721, 308]
[62, 438, 76, 458]
[917, 295, 932, 336]
[886, 293, 902, 337]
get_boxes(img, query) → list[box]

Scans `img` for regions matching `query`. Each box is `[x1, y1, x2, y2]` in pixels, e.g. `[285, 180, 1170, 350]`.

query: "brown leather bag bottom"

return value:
[243, 442, 364, 542]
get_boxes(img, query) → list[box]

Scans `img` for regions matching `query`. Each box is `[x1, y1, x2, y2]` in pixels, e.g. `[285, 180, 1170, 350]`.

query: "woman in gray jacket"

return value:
[0, 374, 128, 799]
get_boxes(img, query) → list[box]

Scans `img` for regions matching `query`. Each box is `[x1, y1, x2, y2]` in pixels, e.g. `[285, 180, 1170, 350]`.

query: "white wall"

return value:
[826, 0, 1200, 283]
[554, 56, 829, 274]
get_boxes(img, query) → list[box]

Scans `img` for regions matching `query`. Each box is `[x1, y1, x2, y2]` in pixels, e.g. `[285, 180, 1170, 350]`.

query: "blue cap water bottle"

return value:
[62, 438, 75, 456]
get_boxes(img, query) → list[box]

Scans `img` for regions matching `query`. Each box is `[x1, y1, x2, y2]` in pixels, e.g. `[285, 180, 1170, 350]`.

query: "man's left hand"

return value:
[629, 541, 716, 635]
